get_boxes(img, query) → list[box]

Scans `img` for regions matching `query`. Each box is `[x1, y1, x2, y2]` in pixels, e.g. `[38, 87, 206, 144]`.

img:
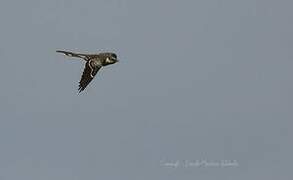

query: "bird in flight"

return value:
[56, 50, 118, 93]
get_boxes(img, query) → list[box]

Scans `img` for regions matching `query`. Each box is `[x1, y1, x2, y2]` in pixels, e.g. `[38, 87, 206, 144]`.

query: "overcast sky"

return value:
[0, 0, 292, 179]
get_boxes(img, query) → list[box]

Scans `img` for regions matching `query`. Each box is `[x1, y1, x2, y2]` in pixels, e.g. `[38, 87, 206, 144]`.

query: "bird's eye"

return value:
[112, 54, 117, 59]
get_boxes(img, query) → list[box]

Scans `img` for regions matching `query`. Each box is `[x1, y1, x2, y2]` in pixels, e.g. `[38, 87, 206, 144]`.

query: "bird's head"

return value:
[103, 53, 119, 65]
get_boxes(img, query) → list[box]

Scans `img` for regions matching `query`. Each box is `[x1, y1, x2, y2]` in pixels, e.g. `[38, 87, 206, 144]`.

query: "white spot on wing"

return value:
[105, 57, 111, 63]
[88, 60, 94, 78]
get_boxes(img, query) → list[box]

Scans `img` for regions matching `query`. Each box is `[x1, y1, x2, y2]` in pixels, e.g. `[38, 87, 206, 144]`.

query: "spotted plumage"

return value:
[56, 50, 118, 93]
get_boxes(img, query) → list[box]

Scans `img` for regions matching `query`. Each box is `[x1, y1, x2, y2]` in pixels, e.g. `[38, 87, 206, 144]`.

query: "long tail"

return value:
[56, 50, 89, 60]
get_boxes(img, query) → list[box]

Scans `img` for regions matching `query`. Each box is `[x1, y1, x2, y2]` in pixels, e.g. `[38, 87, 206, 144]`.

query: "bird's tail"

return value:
[56, 50, 88, 60]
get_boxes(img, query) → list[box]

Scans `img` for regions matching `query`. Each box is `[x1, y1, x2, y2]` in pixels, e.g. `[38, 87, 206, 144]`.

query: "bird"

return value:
[56, 50, 118, 93]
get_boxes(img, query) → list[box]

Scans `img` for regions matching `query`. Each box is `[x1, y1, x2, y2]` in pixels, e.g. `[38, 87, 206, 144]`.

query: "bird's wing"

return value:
[78, 60, 102, 93]
[56, 50, 92, 61]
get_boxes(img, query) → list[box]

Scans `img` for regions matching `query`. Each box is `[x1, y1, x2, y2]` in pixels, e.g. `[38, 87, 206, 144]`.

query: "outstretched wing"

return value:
[56, 50, 90, 61]
[78, 60, 102, 93]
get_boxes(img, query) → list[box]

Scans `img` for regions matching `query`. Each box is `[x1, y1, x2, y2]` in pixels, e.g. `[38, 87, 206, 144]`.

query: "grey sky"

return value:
[0, 0, 292, 179]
